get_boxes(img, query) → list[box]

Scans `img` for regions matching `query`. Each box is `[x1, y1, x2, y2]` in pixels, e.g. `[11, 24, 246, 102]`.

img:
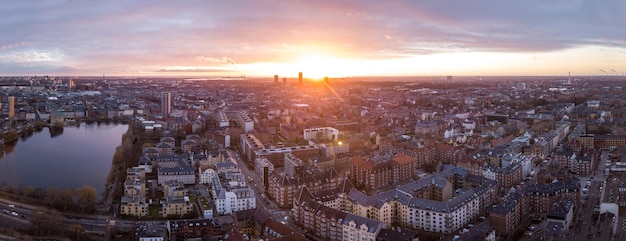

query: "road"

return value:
[228, 149, 288, 220]
[229, 149, 273, 211]
[0, 198, 137, 234]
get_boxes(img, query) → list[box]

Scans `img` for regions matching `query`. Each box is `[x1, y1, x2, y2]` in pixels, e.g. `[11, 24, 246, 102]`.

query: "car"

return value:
[11, 212, 18, 216]
[8, 204, 15, 208]
[2, 209, 9, 214]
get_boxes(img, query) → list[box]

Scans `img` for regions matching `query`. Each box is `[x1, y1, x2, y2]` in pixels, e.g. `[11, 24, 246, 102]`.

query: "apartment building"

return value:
[211, 175, 256, 215]
[161, 196, 194, 217]
[379, 140, 434, 168]
[157, 163, 196, 185]
[525, 179, 579, 213]
[120, 194, 148, 217]
[342, 213, 384, 241]
[349, 153, 415, 190]
[483, 162, 522, 190]
[489, 193, 522, 236]
[268, 168, 342, 208]
[303, 127, 339, 142]
[167, 219, 222, 241]
[300, 165, 497, 234]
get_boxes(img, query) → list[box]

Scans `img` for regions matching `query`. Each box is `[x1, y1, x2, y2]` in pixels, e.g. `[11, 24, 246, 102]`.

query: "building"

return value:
[415, 121, 447, 134]
[268, 168, 342, 208]
[241, 133, 263, 162]
[320, 142, 350, 157]
[342, 214, 384, 241]
[546, 198, 574, 232]
[199, 166, 217, 184]
[483, 162, 522, 190]
[232, 208, 271, 237]
[376, 228, 420, 241]
[526, 179, 579, 213]
[157, 162, 196, 185]
[211, 175, 256, 215]
[489, 193, 522, 236]
[136, 222, 166, 241]
[379, 140, 434, 168]
[254, 145, 320, 167]
[216, 160, 240, 174]
[296, 165, 497, 235]
[293, 197, 347, 240]
[8, 96, 14, 119]
[193, 151, 226, 169]
[167, 219, 222, 241]
[161, 92, 171, 117]
[299, 72, 303, 84]
[120, 194, 148, 217]
[216, 111, 229, 127]
[349, 153, 415, 190]
[284, 153, 304, 178]
[222, 111, 254, 132]
[163, 180, 188, 197]
[255, 157, 275, 191]
[162, 196, 194, 217]
[567, 150, 597, 175]
[303, 127, 339, 142]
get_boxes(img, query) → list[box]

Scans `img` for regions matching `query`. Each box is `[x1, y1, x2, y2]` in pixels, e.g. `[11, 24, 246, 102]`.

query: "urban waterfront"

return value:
[0, 123, 128, 196]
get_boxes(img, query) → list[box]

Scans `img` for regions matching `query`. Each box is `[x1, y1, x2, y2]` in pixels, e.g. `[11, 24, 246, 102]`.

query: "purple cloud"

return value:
[0, 0, 624, 75]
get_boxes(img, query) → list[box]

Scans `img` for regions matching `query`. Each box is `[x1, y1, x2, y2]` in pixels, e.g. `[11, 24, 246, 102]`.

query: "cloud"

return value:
[195, 56, 236, 65]
[0, 0, 624, 75]
[156, 68, 233, 73]
[1, 41, 33, 51]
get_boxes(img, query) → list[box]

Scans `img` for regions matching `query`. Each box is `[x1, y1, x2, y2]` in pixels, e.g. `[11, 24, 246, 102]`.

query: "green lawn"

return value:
[148, 206, 161, 218]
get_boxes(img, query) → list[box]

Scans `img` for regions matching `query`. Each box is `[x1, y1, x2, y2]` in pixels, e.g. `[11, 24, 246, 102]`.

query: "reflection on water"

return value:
[49, 126, 64, 138]
[0, 124, 128, 196]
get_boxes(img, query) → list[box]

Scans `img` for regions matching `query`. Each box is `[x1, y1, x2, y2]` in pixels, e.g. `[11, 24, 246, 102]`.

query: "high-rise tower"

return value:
[8, 96, 14, 119]
[161, 92, 171, 117]
[298, 72, 303, 84]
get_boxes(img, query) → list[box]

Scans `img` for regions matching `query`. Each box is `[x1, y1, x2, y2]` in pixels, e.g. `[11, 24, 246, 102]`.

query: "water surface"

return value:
[0, 123, 128, 196]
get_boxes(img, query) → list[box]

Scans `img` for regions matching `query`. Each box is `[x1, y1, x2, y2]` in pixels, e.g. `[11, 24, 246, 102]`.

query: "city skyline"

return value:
[1, 1, 625, 77]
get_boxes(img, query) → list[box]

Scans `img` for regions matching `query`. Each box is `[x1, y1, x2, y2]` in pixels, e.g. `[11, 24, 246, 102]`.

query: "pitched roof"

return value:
[225, 225, 247, 241]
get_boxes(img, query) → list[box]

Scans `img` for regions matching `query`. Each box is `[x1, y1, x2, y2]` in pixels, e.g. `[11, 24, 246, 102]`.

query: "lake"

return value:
[0, 123, 128, 197]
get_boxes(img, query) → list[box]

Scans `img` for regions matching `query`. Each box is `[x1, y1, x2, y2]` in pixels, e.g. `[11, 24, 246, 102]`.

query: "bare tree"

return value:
[29, 207, 62, 236]
[75, 185, 98, 213]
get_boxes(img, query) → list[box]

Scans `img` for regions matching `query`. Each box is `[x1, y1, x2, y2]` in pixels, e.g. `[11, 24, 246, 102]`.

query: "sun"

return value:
[295, 53, 348, 80]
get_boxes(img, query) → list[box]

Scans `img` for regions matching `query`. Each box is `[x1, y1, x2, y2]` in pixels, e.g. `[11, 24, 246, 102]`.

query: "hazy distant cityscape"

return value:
[0, 74, 625, 241]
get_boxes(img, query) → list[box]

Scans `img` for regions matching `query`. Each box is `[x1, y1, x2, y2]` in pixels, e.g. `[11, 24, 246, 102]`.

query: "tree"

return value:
[47, 187, 74, 211]
[29, 207, 62, 236]
[69, 224, 86, 240]
[75, 185, 98, 213]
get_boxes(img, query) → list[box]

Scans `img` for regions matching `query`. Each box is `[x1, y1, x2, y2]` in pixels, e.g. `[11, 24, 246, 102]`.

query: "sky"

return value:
[0, 0, 625, 78]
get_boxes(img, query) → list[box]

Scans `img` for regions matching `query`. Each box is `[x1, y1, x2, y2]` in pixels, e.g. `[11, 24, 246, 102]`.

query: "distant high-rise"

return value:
[568, 72, 571, 84]
[283, 77, 287, 85]
[298, 72, 303, 84]
[8, 96, 15, 119]
[324, 77, 329, 84]
[161, 92, 171, 117]
[274, 75, 279, 84]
